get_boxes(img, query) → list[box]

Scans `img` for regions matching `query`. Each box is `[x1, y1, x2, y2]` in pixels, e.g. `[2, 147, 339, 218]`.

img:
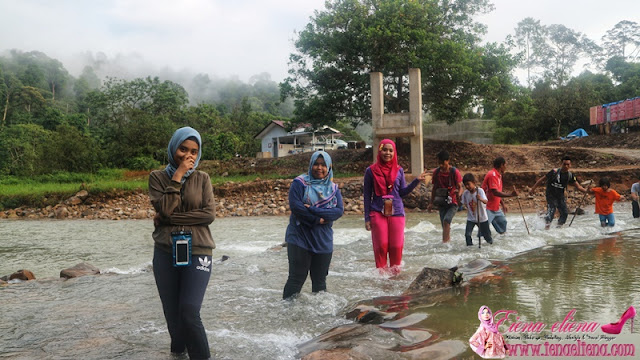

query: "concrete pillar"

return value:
[369, 69, 424, 177]
[370, 72, 384, 161]
[409, 68, 424, 176]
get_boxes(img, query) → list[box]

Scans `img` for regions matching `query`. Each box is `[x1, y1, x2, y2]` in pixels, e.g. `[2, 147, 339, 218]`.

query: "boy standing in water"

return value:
[589, 177, 625, 227]
[481, 157, 517, 234]
[428, 150, 463, 243]
[461, 173, 493, 246]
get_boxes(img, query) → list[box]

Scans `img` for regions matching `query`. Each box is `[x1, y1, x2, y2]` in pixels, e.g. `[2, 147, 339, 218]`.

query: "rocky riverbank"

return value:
[0, 176, 614, 221]
[0, 179, 371, 220]
[3, 134, 640, 221]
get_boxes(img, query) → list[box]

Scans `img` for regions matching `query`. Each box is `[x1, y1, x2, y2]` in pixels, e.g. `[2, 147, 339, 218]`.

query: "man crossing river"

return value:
[529, 156, 589, 229]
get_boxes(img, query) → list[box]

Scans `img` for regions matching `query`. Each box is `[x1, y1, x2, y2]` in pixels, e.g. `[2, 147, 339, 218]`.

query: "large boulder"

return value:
[298, 323, 404, 360]
[298, 321, 464, 359]
[402, 267, 462, 296]
[132, 210, 148, 219]
[54, 206, 70, 219]
[402, 183, 430, 209]
[302, 348, 371, 360]
[345, 305, 396, 324]
[67, 196, 83, 205]
[75, 190, 89, 200]
[60, 262, 100, 279]
[8, 269, 36, 281]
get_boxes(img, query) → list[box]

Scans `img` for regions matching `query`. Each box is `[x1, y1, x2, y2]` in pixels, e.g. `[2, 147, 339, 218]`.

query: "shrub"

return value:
[125, 156, 161, 170]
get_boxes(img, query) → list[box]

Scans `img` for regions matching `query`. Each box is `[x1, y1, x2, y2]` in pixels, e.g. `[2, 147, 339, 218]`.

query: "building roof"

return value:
[254, 120, 286, 139]
[254, 121, 341, 140]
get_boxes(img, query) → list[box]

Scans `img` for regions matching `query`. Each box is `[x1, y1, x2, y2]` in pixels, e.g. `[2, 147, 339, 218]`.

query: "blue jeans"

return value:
[465, 220, 493, 245]
[599, 213, 615, 227]
[487, 209, 507, 234]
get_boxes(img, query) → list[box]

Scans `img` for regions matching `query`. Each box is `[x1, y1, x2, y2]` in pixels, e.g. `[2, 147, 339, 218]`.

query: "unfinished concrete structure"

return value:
[370, 68, 424, 176]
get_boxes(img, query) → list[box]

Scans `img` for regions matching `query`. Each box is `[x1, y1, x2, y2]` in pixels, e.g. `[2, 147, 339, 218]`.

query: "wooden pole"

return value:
[569, 180, 592, 227]
[477, 191, 481, 249]
[514, 185, 530, 235]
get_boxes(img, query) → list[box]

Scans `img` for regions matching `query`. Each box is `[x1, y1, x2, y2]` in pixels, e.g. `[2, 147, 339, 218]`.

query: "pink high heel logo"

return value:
[601, 306, 636, 335]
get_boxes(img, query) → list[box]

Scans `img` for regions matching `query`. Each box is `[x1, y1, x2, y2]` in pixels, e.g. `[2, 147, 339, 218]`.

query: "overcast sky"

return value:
[0, 0, 638, 83]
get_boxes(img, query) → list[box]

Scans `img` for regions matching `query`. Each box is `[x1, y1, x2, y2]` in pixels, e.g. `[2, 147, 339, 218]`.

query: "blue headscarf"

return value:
[294, 151, 338, 208]
[165, 127, 202, 183]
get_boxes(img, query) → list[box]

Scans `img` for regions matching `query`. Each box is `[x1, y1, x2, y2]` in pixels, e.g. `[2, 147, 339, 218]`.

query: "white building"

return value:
[254, 120, 345, 158]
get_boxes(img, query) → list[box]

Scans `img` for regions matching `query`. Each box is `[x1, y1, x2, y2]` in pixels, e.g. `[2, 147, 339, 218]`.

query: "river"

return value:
[1, 205, 639, 359]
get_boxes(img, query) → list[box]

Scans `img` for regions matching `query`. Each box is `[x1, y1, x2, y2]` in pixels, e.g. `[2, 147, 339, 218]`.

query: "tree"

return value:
[13, 86, 46, 115]
[43, 57, 69, 101]
[492, 87, 536, 143]
[281, 0, 514, 128]
[85, 77, 187, 166]
[79, 66, 101, 89]
[0, 65, 8, 128]
[87, 76, 188, 129]
[74, 66, 101, 113]
[605, 56, 640, 100]
[202, 132, 239, 161]
[601, 20, 640, 63]
[0, 70, 22, 127]
[534, 24, 599, 87]
[0, 124, 51, 175]
[44, 124, 99, 173]
[512, 17, 545, 88]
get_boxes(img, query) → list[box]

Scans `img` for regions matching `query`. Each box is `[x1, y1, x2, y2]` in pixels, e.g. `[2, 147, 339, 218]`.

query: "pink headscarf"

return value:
[370, 139, 399, 196]
[478, 305, 499, 333]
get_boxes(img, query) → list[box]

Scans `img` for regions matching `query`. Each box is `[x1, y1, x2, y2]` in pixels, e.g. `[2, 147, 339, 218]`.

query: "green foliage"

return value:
[512, 20, 599, 87]
[0, 23, 636, 180]
[281, 0, 515, 127]
[0, 124, 51, 175]
[202, 132, 239, 161]
[492, 71, 617, 143]
[511, 17, 544, 88]
[35, 107, 66, 130]
[600, 21, 640, 64]
[188, 72, 293, 117]
[492, 88, 537, 143]
[125, 156, 161, 170]
[44, 124, 100, 173]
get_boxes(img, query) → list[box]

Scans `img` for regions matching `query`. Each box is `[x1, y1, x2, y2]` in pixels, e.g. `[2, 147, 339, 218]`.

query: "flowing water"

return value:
[1, 204, 639, 359]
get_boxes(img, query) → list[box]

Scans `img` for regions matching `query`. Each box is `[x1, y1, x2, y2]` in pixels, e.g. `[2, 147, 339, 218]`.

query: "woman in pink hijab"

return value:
[469, 305, 509, 358]
[363, 139, 427, 274]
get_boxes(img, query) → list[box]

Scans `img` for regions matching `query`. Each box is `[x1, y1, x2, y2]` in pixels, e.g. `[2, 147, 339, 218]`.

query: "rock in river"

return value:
[60, 262, 100, 279]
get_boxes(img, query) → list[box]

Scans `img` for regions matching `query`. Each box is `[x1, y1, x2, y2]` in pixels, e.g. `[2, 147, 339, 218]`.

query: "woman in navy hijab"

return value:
[283, 151, 344, 299]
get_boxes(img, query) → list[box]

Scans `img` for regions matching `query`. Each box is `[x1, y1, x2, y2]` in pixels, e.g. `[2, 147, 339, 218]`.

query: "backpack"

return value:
[548, 168, 573, 189]
[433, 167, 456, 206]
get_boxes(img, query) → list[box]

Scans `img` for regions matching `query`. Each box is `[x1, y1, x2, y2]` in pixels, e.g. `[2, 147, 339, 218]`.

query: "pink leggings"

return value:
[370, 211, 405, 268]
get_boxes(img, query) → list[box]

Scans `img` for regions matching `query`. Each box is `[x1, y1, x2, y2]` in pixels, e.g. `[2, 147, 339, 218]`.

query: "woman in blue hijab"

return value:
[283, 151, 344, 299]
[149, 127, 215, 360]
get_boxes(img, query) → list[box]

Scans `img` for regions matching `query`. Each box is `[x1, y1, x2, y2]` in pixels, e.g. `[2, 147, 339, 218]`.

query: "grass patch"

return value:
[0, 169, 148, 210]
[210, 173, 296, 185]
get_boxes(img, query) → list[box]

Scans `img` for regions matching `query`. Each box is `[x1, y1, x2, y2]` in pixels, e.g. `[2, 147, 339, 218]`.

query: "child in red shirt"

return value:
[589, 177, 625, 227]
